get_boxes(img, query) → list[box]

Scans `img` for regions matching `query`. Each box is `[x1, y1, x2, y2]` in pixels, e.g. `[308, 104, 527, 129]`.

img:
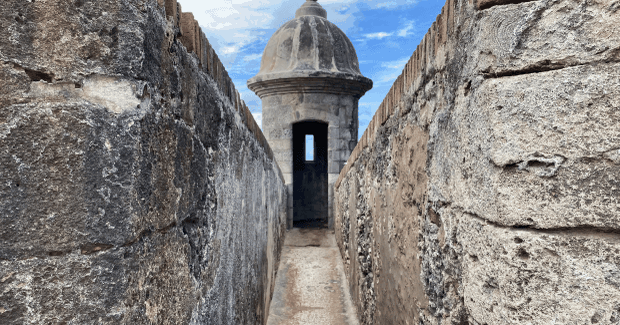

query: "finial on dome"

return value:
[296, 0, 327, 18]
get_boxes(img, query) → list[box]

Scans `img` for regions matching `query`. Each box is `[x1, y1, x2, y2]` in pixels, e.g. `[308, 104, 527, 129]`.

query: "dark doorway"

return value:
[293, 121, 328, 228]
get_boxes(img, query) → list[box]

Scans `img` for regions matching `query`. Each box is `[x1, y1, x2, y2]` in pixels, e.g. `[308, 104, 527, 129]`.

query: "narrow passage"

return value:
[267, 228, 359, 325]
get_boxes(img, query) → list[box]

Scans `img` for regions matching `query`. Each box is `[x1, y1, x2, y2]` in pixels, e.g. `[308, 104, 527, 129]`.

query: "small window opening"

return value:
[305, 134, 314, 161]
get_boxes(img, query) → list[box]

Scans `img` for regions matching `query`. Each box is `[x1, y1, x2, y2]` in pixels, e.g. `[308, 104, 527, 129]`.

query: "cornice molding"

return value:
[247, 76, 373, 99]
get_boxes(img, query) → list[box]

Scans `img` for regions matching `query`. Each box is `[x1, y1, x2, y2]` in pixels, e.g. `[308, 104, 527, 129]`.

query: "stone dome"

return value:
[248, 0, 372, 97]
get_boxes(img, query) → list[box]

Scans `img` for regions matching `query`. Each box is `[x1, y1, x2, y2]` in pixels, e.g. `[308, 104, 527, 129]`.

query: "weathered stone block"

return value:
[468, 0, 620, 76]
[0, 0, 153, 82]
[0, 1, 286, 324]
[441, 63, 620, 229]
[164, 0, 178, 23]
[458, 212, 620, 324]
[179, 12, 196, 53]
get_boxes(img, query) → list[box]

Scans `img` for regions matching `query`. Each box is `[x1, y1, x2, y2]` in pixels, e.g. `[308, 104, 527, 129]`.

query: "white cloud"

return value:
[252, 112, 263, 129]
[243, 53, 263, 62]
[397, 21, 416, 37]
[359, 101, 381, 109]
[376, 1, 397, 9]
[364, 56, 410, 85]
[381, 57, 409, 70]
[364, 32, 392, 39]
[206, 6, 240, 20]
[359, 113, 373, 122]
[360, 20, 417, 43]
[221, 46, 239, 54]
[213, 22, 233, 29]
[177, 0, 420, 64]
[375, 0, 419, 9]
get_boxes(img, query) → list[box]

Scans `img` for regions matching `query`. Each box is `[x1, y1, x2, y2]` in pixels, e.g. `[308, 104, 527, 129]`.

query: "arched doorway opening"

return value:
[293, 121, 328, 228]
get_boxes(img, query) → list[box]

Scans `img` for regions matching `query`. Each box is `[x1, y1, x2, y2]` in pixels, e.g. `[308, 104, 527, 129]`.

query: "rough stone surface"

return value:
[334, 0, 620, 323]
[0, 0, 286, 324]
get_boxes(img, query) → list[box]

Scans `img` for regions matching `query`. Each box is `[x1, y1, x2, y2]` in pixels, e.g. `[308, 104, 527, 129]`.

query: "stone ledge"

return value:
[247, 76, 372, 99]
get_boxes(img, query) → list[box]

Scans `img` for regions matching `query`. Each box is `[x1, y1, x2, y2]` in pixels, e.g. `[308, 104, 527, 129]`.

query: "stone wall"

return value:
[0, 0, 286, 324]
[334, 0, 620, 323]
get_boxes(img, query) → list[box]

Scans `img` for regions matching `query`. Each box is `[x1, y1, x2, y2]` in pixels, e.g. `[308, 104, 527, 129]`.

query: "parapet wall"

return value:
[0, 0, 285, 324]
[173, 1, 273, 162]
[334, 0, 620, 323]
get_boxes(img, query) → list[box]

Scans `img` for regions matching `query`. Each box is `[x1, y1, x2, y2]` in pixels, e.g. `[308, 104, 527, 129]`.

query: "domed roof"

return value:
[248, 0, 372, 97]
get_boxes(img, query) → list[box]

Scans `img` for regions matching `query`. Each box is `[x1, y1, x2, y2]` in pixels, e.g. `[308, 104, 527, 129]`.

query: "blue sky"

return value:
[177, 0, 445, 138]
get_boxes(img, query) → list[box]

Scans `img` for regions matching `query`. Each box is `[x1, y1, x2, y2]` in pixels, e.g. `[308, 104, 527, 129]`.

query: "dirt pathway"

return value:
[267, 228, 359, 325]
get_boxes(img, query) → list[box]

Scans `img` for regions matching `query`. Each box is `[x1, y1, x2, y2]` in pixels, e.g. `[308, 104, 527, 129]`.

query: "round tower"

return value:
[248, 0, 372, 229]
